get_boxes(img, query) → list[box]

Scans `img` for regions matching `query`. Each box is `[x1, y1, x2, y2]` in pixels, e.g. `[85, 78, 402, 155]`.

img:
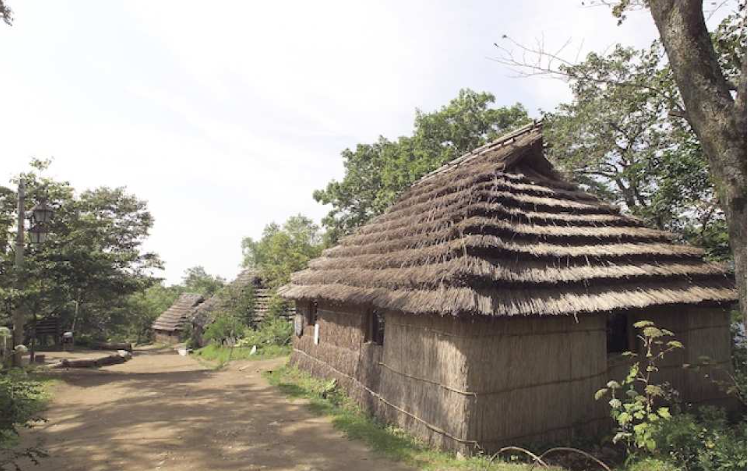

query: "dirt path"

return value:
[17, 347, 413, 471]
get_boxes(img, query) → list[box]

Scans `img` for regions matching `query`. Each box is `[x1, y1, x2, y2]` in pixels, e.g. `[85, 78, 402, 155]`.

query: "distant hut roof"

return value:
[190, 270, 262, 329]
[280, 122, 736, 317]
[152, 293, 204, 332]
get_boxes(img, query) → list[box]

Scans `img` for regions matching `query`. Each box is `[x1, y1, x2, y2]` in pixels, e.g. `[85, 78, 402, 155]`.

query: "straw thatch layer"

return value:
[152, 293, 204, 333]
[190, 270, 261, 329]
[281, 123, 736, 316]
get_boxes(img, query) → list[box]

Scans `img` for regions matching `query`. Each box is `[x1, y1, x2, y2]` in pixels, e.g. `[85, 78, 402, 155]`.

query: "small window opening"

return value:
[606, 313, 631, 355]
[306, 301, 318, 326]
[369, 310, 385, 346]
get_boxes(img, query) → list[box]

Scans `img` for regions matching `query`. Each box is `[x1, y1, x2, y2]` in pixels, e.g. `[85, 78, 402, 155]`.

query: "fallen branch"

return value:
[92, 342, 133, 352]
[52, 350, 132, 369]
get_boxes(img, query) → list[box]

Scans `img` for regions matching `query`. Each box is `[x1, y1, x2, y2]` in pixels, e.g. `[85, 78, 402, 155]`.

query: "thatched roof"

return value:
[280, 122, 737, 317]
[189, 270, 262, 329]
[152, 293, 204, 332]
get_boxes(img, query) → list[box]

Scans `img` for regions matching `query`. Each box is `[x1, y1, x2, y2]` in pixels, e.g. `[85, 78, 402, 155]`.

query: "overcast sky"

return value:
[0, 1, 668, 284]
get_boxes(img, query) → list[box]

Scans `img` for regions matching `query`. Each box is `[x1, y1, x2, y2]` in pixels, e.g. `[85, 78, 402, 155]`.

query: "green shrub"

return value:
[627, 457, 680, 471]
[0, 369, 46, 447]
[237, 316, 292, 349]
[595, 320, 683, 455]
[203, 314, 246, 345]
[653, 407, 747, 471]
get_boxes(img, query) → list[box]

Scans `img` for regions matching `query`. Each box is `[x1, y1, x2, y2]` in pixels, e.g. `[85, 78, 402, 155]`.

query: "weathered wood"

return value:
[92, 342, 133, 352]
[52, 350, 132, 369]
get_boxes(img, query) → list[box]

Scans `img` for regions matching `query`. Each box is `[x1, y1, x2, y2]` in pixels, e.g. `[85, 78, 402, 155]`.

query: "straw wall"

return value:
[154, 330, 180, 344]
[463, 314, 608, 448]
[291, 300, 734, 455]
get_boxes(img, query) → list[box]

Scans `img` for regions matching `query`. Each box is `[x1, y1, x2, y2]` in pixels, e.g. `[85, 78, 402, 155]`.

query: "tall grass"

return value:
[193, 344, 290, 367]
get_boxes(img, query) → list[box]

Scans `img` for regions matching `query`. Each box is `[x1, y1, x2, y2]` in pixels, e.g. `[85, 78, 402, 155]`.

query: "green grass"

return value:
[264, 365, 550, 471]
[193, 344, 291, 368]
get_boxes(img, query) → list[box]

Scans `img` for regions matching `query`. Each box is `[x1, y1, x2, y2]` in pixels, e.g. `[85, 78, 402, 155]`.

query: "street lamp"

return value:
[28, 200, 54, 244]
[28, 223, 49, 244]
[9, 182, 56, 367]
[31, 200, 54, 224]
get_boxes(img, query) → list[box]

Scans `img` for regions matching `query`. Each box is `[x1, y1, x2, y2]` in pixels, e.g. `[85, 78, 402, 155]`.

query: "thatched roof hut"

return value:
[282, 121, 733, 315]
[280, 122, 737, 453]
[189, 269, 293, 347]
[151, 293, 204, 343]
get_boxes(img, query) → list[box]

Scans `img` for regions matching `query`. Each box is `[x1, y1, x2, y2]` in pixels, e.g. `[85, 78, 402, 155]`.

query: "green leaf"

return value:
[595, 388, 609, 400]
[634, 320, 655, 329]
[657, 407, 671, 419]
[645, 384, 664, 397]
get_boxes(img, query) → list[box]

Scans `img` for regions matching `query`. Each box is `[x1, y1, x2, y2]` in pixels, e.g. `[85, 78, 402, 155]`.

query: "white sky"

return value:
[0, 1, 666, 284]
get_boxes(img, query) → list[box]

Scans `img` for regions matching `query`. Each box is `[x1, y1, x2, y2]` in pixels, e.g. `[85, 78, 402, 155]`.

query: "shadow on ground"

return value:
[14, 349, 409, 471]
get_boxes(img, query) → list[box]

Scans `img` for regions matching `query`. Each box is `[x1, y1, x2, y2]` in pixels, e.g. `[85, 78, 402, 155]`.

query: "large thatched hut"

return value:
[152, 293, 204, 344]
[279, 122, 737, 454]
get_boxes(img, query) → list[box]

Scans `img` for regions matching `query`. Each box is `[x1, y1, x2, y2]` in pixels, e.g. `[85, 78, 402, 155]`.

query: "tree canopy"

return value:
[543, 39, 732, 260]
[0, 160, 162, 340]
[313, 89, 531, 240]
[241, 215, 323, 289]
[181, 266, 225, 297]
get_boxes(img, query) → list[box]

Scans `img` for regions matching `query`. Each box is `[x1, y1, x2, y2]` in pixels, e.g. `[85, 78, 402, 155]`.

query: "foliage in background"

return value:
[196, 314, 294, 365]
[313, 89, 531, 241]
[242, 214, 323, 289]
[542, 20, 744, 260]
[652, 406, 746, 471]
[108, 283, 181, 344]
[202, 315, 246, 346]
[0, 160, 162, 341]
[180, 266, 225, 297]
[237, 315, 292, 350]
[0, 0, 11, 26]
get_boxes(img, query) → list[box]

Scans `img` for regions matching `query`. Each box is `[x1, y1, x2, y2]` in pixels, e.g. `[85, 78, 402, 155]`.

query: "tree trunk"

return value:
[649, 0, 747, 324]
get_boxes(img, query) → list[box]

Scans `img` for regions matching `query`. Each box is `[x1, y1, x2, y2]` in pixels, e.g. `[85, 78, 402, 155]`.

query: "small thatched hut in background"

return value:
[280, 122, 737, 454]
[189, 270, 293, 347]
[152, 293, 204, 344]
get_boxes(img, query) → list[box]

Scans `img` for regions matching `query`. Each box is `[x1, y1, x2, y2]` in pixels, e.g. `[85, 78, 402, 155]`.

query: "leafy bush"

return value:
[627, 457, 680, 471]
[203, 314, 245, 345]
[652, 407, 746, 471]
[596, 320, 683, 454]
[237, 316, 292, 349]
[0, 369, 46, 447]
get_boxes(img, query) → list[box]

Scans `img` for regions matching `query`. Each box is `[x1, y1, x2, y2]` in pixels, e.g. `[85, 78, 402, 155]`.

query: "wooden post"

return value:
[12, 179, 25, 368]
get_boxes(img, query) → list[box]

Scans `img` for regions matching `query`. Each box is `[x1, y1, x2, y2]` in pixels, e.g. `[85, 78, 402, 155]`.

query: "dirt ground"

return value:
[16, 346, 413, 471]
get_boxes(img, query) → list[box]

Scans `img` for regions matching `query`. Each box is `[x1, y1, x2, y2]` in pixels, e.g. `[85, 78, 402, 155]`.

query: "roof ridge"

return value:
[418, 119, 543, 184]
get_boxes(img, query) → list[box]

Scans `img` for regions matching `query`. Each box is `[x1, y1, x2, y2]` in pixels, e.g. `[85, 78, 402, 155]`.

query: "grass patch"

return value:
[193, 344, 290, 368]
[264, 365, 550, 471]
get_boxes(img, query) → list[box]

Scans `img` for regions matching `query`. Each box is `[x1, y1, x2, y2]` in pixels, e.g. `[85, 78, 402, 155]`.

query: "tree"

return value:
[0, 0, 11, 26]
[242, 215, 323, 289]
[181, 266, 225, 297]
[313, 89, 531, 240]
[0, 160, 163, 340]
[108, 283, 181, 343]
[644, 0, 747, 324]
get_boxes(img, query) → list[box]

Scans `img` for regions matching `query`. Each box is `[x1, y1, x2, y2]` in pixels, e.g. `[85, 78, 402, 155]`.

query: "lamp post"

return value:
[11, 180, 54, 367]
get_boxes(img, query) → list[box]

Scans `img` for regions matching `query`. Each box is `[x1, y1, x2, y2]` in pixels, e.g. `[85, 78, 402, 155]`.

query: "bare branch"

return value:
[491, 35, 688, 115]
